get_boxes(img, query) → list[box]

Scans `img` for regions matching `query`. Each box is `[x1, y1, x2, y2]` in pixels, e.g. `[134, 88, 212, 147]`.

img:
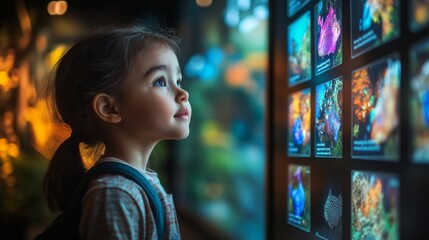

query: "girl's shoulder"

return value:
[86, 173, 147, 204]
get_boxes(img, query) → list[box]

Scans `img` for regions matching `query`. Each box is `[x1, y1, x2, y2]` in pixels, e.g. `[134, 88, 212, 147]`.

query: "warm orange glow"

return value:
[15, 0, 32, 35]
[36, 33, 48, 52]
[47, 1, 56, 15]
[0, 71, 9, 89]
[48, 1, 68, 16]
[28, 100, 59, 159]
[225, 63, 250, 86]
[0, 138, 7, 153]
[2, 162, 13, 175]
[46, 44, 68, 70]
[196, 0, 212, 7]
[56, 1, 68, 15]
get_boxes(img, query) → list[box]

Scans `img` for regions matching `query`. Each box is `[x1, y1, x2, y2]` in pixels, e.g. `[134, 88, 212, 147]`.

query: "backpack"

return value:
[34, 161, 165, 239]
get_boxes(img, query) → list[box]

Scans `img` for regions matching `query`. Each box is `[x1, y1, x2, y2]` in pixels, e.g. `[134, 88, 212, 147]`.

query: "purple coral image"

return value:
[288, 164, 311, 232]
[315, 0, 343, 75]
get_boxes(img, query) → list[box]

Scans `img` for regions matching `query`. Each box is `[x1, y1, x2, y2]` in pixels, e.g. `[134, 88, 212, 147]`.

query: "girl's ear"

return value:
[92, 93, 122, 123]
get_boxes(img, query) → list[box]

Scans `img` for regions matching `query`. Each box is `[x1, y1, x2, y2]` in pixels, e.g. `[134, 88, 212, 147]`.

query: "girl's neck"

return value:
[102, 143, 156, 171]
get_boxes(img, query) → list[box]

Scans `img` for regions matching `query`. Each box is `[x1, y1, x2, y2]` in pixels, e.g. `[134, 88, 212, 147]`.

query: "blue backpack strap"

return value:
[82, 161, 165, 237]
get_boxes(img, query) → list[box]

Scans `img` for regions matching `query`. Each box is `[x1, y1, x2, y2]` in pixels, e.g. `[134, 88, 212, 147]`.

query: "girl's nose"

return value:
[176, 89, 189, 103]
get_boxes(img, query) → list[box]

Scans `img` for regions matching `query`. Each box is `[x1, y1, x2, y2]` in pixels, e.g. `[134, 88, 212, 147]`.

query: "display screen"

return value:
[288, 0, 311, 17]
[350, 0, 400, 58]
[351, 54, 401, 160]
[315, 77, 343, 158]
[312, 166, 344, 240]
[288, 11, 312, 86]
[351, 170, 399, 240]
[409, 37, 429, 163]
[288, 88, 311, 156]
[314, 0, 343, 75]
[409, 0, 429, 32]
[288, 164, 311, 232]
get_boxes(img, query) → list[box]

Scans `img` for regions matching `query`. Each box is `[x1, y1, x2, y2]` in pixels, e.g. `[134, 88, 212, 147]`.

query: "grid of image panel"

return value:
[279, 0, 429, 239]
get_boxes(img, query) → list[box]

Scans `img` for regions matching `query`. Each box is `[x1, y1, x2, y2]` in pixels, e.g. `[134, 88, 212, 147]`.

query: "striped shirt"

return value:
[79, 157, 181, 239]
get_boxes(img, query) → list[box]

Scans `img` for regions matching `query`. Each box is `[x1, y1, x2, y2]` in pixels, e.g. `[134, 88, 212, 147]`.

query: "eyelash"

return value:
[153, 77, 183, 88]
[153, 78, 167, 87]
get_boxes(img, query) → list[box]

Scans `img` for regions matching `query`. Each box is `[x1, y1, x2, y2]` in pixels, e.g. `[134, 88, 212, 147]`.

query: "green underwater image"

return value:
[315, 77, 343, 158]
[288, 11, 312, 86]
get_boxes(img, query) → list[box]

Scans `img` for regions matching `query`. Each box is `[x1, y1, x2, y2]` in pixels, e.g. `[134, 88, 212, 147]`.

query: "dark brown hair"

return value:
[42, 24, 181, 212]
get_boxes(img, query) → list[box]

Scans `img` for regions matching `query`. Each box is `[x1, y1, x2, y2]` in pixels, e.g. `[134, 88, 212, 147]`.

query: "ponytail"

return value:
[43, 134, 85, 212]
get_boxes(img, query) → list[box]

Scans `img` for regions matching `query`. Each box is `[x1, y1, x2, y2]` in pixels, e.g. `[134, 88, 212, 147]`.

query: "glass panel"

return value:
[175, 1, 268, 239]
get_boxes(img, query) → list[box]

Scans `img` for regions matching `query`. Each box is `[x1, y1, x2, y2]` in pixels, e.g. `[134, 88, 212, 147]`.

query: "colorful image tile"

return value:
[314, 0, 343, 75]
[288, 164, 311, 232]
[351, 171, 399, 240]
[409, 0, 429, 32]
[351, 54, 401, 160]
[315, 77, 343, 158]
[350, 0, 400, 58]
[288, 88, 311, 157]
[288, 11, 312, 86]
[288, 0, 311, 17]
[409, 38, 429, 163]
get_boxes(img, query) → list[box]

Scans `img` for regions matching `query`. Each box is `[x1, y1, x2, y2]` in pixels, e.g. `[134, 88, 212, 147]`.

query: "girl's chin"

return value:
[168, 129, 190, 140]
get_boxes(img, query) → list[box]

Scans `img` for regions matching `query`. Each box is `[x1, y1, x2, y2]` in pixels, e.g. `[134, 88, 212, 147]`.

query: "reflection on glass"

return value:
[409, 37, 429, 163]
[176, 1, 267, 239]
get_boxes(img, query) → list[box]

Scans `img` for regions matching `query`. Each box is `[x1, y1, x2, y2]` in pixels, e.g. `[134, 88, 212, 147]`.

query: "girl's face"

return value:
[116, 44, 191, 144]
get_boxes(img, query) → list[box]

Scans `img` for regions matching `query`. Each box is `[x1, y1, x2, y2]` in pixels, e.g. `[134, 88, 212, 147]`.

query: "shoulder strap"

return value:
[70, 161, 165, 237]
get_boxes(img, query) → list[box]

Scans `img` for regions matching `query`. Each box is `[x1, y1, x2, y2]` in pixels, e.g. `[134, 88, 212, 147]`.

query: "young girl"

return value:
[42, 25, 190, 239]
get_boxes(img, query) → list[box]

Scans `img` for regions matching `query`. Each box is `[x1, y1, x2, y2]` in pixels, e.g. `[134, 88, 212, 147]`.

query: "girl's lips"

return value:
[174, 109, 190, 120]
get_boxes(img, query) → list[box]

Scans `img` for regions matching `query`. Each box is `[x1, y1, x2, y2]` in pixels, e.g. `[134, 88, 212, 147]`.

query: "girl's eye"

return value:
[177, 79, 183, 87]
[153, 78, 167, 87]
